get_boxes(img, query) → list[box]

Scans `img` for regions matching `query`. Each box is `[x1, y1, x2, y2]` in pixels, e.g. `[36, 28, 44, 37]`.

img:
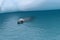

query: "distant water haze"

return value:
[0, 0, 60, 13]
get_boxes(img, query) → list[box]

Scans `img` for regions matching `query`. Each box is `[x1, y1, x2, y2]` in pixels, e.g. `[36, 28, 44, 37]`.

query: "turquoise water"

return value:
[0, 10, 60, 40]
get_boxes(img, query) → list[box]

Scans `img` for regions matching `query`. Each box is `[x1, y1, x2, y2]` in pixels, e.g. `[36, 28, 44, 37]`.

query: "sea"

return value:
[0, 10, 60, 40]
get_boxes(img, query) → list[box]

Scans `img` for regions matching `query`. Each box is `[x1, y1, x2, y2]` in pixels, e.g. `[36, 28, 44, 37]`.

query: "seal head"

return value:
[17, 18, 24, 24]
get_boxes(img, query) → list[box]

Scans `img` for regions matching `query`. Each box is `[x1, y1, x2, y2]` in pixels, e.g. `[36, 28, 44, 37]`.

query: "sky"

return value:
[0, 0, 60, 12]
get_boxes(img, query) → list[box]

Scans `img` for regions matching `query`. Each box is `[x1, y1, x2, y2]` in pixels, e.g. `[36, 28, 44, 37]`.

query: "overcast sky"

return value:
[0, 0, 60, 12]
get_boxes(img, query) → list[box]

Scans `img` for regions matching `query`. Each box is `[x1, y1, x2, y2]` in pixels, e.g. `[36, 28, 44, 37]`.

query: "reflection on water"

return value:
[0, 11, 60, 40]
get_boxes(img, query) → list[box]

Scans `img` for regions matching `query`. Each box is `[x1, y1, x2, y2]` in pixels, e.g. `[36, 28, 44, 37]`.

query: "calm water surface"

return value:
[0, 10, 60, 40]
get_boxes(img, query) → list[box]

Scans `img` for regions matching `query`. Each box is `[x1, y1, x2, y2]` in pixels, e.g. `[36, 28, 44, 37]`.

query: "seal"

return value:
[17, 17, 34, 24]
